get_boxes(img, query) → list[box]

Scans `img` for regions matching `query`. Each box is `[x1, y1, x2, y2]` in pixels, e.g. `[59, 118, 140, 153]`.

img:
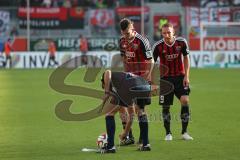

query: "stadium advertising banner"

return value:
[203, 37, 240, 51]
[153, 14, 180, 41]
[190, 51, 240, 68]
[115, 6, 150, 33]
[18, 7, 85, 29]
[12, 37, 28, 51]
[186, 7, 240, 50]
[189, 37, 240, 51]
[30, 37, 119, 51]
[1, 51, 240, 69]
[0, 51, 113, 69]
[115, 6, 150, 21]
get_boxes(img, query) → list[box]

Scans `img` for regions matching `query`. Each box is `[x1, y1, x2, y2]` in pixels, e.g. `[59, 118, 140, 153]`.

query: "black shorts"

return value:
[159, 75, 190, 105]
[135, 98, 151, 109]
[111, 85, 151, 109]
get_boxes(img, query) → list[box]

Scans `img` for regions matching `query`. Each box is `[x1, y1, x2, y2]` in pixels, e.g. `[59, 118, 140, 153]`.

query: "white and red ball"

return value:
[96, 133, 108, 149]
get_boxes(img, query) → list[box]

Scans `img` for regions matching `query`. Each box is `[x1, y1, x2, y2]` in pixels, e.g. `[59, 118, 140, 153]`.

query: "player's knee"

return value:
[105, 107, 118, 116]
[119, 108, 128, 121]
[180, 96, 189, 106]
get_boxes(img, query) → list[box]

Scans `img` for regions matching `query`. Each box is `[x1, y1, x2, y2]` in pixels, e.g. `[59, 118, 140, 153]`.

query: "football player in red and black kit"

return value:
[153, 23, 193, 141]
[117, 18, 153, 149]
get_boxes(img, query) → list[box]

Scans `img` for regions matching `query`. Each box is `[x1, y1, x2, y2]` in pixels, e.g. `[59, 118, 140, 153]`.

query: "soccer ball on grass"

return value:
[96, 133, 108, 149]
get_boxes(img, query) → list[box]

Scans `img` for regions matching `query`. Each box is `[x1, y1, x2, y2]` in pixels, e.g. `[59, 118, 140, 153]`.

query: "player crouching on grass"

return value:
[99, 70, 151, 153]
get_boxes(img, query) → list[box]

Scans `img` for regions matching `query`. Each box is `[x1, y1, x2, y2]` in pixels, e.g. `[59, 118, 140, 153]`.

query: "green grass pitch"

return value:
[0, 68, 240, 160]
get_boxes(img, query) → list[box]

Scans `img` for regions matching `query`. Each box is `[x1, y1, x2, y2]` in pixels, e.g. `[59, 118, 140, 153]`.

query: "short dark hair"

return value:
[120, 18, 133, 31]
[162, 23, 174, 29]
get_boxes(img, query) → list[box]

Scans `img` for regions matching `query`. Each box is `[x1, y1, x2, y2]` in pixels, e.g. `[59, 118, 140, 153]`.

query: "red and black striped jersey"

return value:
[153, 37, 190, 77]
[119, 31, 152, 77]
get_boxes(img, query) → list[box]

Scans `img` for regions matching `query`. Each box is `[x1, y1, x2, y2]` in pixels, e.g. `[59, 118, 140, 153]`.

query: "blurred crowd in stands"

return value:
[0, 0, 240, 52]
[0, 0, 239, 8]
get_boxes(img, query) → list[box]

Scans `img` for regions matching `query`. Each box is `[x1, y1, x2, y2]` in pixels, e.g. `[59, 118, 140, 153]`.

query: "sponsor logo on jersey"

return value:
[125, 51, 135, 58]
[176, 46, 181, 51]
[133, 44, 139, 50]
[165, 54, 179, 61]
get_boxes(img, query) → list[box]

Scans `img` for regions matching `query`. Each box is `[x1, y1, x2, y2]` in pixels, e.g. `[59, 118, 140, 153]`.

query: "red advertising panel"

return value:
[18, 7, 84, 29]
[115, 6, 150, 15]
[12, 38, 27, 51]
[69, 7, 85, 18]
[18, 7, 67, 20]
[115, 6, 150, 34]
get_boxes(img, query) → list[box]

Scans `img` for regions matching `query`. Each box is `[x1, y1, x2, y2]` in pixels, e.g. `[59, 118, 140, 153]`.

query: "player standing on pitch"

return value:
[48, 41, 58, 67]
[152, 23, 193, 141]
[118, 18, 154, 147]
[3, 38, 13, 68]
